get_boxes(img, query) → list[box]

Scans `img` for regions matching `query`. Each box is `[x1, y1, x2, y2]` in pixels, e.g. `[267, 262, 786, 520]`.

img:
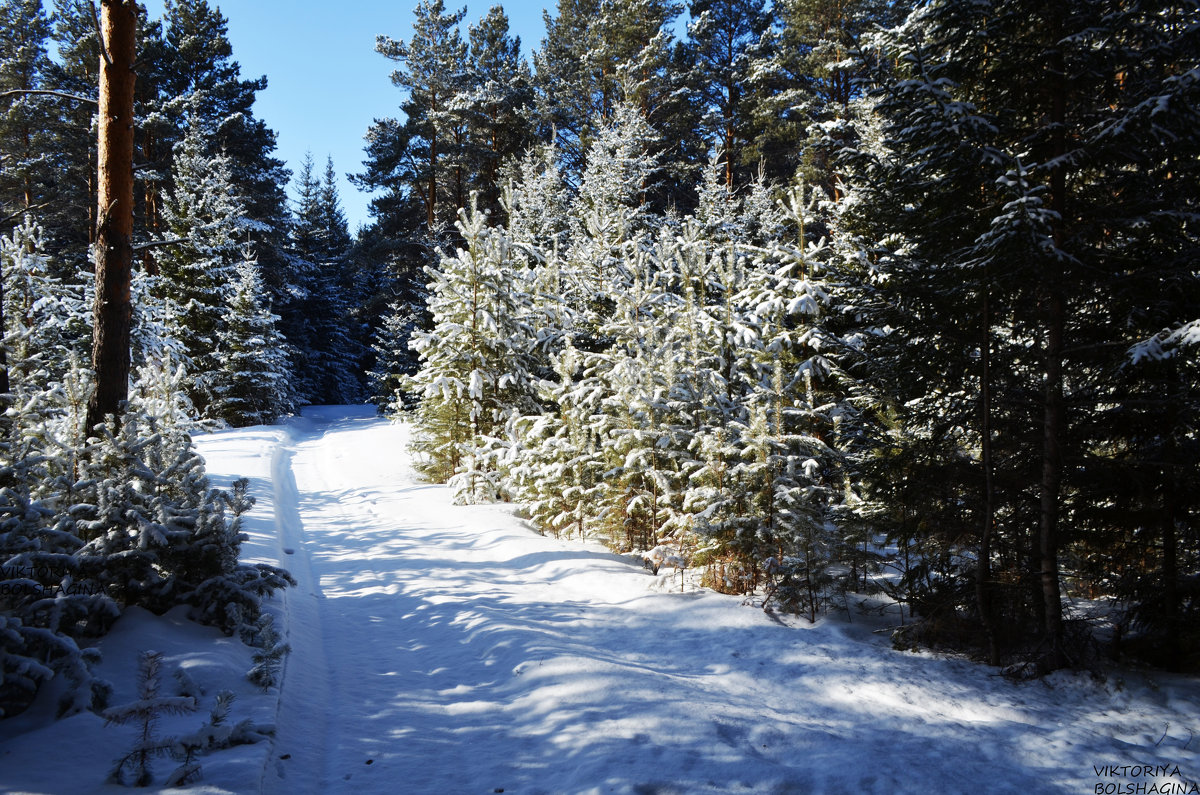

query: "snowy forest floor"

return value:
[2, 405, 1199, 794]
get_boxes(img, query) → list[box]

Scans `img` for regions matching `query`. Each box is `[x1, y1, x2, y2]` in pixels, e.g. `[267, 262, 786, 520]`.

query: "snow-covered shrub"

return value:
[166, 688, 274, 787]
[71, 420, 294, 635]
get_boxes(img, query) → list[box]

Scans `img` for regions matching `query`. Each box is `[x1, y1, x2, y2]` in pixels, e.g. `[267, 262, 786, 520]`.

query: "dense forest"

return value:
[0, 0, 1197, 725]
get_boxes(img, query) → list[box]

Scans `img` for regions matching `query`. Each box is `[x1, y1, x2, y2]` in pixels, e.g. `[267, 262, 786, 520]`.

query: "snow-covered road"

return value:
[250, 406, 1199, 795]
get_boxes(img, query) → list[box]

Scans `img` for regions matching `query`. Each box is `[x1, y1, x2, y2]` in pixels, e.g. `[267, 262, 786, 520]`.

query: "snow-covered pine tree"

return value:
[504, 144, 571, 254]
[588, 241, 679, 552]
[509, 101, 677, 548]
[368, 297, 422, 415]
[67, 407, 293, 635]
[209, 255, 294, 427]
[0, 384, 114, 720]
[649, 218, 734, 567]
[509, 339, 604, 539]
[406, 197, 540, 500]
[371, 0, 469, 234]
[564, 99, 663, 345]
[0, 222, 114, 718]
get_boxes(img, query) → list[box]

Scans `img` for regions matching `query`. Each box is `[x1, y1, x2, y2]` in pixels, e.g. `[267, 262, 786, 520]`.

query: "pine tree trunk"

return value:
[142, 128, 159, 275]
[427, 96, 438, 231]
[0, 278, 9, 397]
[1038, 289, 1066, 668]
[1037, 16, 1069, 671]
[1160, 363, 1181, 641]
[978, 288, 1000, 666]
[85, 0, 138, 432]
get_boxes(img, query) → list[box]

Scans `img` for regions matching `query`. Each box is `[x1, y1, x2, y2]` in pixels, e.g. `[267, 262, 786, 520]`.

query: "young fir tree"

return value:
[504, 144, 572, 253]
[209, 257, 294, 427]
[103, 650, 197, 787]
[154, 113, 250, 416]
[0, 222, 110, 721]
[564, 99, 663, 345]
[129, 267, 199, 432]
[1, 217, 89, 394]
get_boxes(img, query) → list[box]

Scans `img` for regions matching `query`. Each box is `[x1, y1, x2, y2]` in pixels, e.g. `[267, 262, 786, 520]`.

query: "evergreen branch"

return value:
[0, 89, 98, 106]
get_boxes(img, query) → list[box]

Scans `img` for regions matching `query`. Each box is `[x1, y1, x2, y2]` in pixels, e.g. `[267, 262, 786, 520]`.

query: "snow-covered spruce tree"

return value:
[128, 269, 199, 433]
[368, 297, 422, 415]
[510, 100, 681, 549]
[167, 687, 273, 787]
[589, 241, 681, 552]
[646, 218, 736, 570]
[678, 184, 873, 617]
[503, 144, 571, 254]
[1, 217, 90, 394]
[827, 0, 1200, 669]
[287, 153, 361, 406]
[155, 110, 255, 417]
[209, 256, 294, 427]
[0, 388, 114, 720]
[0, 221, 117, 719]
[508, 339, 605, 539]
[406, 197, 540, 500]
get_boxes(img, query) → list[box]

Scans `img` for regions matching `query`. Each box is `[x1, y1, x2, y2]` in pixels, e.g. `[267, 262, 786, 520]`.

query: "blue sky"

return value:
[140, 1, 551, 231]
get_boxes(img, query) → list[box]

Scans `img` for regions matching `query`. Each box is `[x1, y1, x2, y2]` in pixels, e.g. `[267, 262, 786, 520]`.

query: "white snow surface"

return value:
[3, 405, 1199, 794]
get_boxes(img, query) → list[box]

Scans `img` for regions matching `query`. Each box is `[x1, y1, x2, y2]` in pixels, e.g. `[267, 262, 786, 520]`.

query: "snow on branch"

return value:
[1128, 320, 1200, 364]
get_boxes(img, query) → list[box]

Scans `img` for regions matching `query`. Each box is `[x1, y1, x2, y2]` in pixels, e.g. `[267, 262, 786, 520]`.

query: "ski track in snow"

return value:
[231, 406, 1199, 795]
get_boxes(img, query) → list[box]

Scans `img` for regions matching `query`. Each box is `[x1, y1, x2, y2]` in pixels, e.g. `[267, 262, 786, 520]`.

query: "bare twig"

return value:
[92, 1, 113, 68]
[2, 203, 51, 226]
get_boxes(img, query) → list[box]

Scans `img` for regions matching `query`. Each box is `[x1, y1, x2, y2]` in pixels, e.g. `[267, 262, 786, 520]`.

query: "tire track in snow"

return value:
[263, 421, 334, 794]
